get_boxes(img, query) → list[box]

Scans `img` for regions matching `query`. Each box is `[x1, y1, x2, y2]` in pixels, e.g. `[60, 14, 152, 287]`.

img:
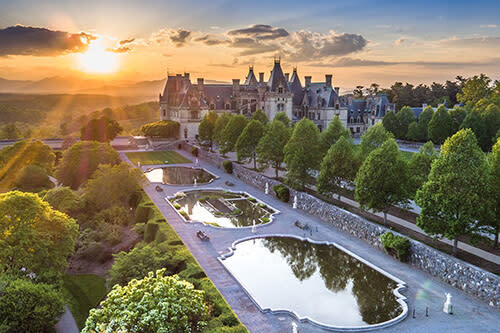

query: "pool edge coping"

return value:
[218, 234, 408, 332]
[144, 165, 220, 186]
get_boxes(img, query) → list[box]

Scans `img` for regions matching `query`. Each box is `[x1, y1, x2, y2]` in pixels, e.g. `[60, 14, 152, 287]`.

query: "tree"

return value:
[0, 277, 65, 333]
[251, 109, 269, 125]
[480, 104, 500, 151]
[83, 269, 208, 333]
[406, 122, 422, 142]
[417, 105, 435, 140]
[55, 141, 120, 189]
[80, 116, 123, 142]
[486, 139, 500, 247]
[407, 141, 438, 198]
[274, 111, 291, 127]
[448, 106, 467, 134]
[428, 105, 452, 144]
[213, 113, 232, 149]
[141, 120, 180, 138]
[0, 191, 79, 281]
[359, 123, 394, 160]
[317, 136, 359, 200]
[15, 164, 53, 192]
[461, 110, 488, 151]
[0, 123, 22, 139]
[198, 110, 218, 150]
[353, 85, 364, 99]
[256, 119, 291, 178]
[382, 111, 398, 136]
[43, 186, 82, 215]
[284, 118, 321, 189]
[355, 139, 409, 224]
[235, 120, 265, 169]
[415, 129, 489, 256]
[219, 114, 247, 154]
[395, 106, 416, 139]
[319, 115, 351, 154]
[457, 74, 492, 107]
[83, 163, 145, 211]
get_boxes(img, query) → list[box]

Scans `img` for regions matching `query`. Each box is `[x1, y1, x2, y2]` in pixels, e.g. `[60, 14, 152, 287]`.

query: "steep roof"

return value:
[203, 84, 233, 109]
[162, 75, 193, 107]
[267, 60, 290, 92]
[289, 68, 303, 105]
[244, 66, 258, 86]
[302, 82, 339, 109]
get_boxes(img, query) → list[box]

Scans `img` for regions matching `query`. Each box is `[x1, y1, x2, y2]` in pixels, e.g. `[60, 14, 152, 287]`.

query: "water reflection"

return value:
[144, 167, 214, 185]
[222, 237, 403, 327]
[172, 190, 275, 228]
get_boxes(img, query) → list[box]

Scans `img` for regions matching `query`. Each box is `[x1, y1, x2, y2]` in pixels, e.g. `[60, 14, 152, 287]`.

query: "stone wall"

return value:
[182, 142, 500, 309]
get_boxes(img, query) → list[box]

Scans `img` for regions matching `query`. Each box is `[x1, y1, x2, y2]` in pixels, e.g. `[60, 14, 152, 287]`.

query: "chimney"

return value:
[325, 74, 332, 87]
[305, 76, 312, 87]
[197, 78, 204, 93]
[285, 73, 290, 82]
[259, 72, 264, 82]
[176, 74, 182, 77]
[184, 72, 190, 80]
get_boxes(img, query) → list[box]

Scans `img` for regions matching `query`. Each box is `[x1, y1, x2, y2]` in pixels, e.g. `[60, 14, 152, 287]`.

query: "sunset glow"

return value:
[78, 40, 119, 74]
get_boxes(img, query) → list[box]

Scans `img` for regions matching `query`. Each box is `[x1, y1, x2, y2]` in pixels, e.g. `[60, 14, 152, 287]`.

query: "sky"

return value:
[0, 0, 499, 89]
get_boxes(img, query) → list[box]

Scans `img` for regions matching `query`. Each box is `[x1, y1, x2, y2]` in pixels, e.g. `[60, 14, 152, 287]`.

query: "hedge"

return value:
[380, 231, 410, 262]
[273, 184, 290, 203]
[135, 205, 151, 223]
[144, 221, 160, 243]
[141, 120, 180, 138]
[222, 160, 233, 174]
[191, 146, 199, 157]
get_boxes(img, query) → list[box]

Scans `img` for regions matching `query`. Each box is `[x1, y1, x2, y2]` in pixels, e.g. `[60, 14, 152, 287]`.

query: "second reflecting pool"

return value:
[221, 237, 405, 328]
[144, 166, 215, 185]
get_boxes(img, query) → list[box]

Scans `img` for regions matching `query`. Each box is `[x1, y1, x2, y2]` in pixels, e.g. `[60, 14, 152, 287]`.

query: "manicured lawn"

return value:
[63, 274, 107, 329]
[352, 144, 415, 161]
[126, 151, 192, 165]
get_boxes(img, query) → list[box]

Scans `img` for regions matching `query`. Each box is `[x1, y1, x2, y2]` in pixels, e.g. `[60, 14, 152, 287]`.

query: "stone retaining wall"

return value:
[181, 142, 500, 309]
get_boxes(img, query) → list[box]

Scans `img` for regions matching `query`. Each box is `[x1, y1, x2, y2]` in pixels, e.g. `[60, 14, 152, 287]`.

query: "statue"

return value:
[265, 182, 269, 195]
[292, 322, 298, 333]
[443, 293, 453, 314]
[293, 195, 297, 209]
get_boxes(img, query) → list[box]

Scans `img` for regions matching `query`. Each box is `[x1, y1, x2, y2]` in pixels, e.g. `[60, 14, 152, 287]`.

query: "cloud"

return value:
[479, 24, 497, 28]
[309, 57, 500, 68]
[106, 38, 138, 53]
[394, 37, 405, 46]
[194, 34, 228, 46]
[228, 24, 289, 40]
[0, 25, 96, 57]
[285, 30, 367, 61]
[119, 38, 135, 45]
[152, 28, 191, 47]
[107, 46, 131, 53]
[441, 36, 500, 48]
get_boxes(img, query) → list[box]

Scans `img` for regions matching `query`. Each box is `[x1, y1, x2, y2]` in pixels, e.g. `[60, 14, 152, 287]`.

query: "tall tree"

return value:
[284, 118, 321, 189]
[395, 106, 416, 139]
[448, 106, 467, 134]
[256, 119, 291, 178]
[457, 74, 492, 107]
[212, 113, 232, 148]
[353, 85, 364, 99]
[480, 104, 500, 151]
[198, 110, 218, 150]
[417, 105, 435, 140]
[415, 129, 489, 256]
[359, 123, 394, 160]
[461, 110, 488, 151]
[355, 139, 409, 224]
[486, 138, 500, 247]
[219, 114, 247, 154]
[428, 105, 452, 144]
[382, 111, 398, 136]
[80, 116, 123, 142]
[0, 191, 79, 281]
[235, 120, 265, 169]
[407, 141, 438, 198]
[274, 111, 291, 127]
[319, 115, 351, 154]
[317, 136, 359, 200]
[251, 109, 269, 125]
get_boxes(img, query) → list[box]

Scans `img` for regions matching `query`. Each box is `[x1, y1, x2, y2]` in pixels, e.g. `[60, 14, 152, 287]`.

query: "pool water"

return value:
[144, 166, 215, 185]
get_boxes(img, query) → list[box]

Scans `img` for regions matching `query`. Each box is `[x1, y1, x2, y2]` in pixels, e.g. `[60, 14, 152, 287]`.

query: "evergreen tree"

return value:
[461, 110, 488, 151]
[256, 119, 291, 178]
[486, 138, 500, 247]
[359, 123, 394, 160]
[407, 141, 438, 198]
[355, 139, 409, 224]
[220, 114, 247, 154]
[251, 109, 269, 125]
[317, 136, 359, 200]
[406, 122, 423, 142]
[415, 129, 489, 256]
[319, 115, 351, 154]
[417, 105, 435, 140]
[428, 105, 452, 144]
[284, 118, 321, 189]
[481, 104, 500, 151]
[235, 120, 265, 169]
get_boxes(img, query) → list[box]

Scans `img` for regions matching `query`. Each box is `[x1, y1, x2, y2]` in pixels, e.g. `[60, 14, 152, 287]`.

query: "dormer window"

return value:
[278, 87, 284, 94]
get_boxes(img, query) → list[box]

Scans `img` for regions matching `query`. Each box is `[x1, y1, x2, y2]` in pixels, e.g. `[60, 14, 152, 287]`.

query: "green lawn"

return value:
[352, 144, 415, 161]
[126, 151, 192, 165]
[63, 274, 107, 330]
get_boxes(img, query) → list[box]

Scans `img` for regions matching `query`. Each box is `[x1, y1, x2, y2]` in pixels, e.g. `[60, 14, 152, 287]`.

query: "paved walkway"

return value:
[121, 150, 500, 333]
[55, 306, 79, 333]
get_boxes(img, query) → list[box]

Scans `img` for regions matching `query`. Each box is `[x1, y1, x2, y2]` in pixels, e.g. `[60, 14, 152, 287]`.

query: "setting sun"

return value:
[78, 40, 119, 73]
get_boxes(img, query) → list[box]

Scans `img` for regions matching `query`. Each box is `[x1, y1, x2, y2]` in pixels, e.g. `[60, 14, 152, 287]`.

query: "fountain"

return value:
[443, 293, 453, 314]
[196, 158, 199, 166]
[293, 195, 297, 209]
[292, 322, 298, 333]
[194, 178, 197, 187]
[265, 182, 269, 195]
[252, 219, 256, 233]
[137, 161, 141, 168]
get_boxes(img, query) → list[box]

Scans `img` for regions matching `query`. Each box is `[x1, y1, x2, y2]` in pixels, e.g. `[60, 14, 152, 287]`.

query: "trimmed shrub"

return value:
[273, 184, 290, 203]
[135, 205, 151, 223]
[133, 223, 146, 237]
[222, 160, 233, 174]
[381, 232, 410, 262]
[140, 120, 180, 138]
[129, 191, 141, 209]
[173, 203, 181, 209]
[261, 217, 270, 223]
[191, 146, 199, 157]
[155, 229, 168, 243]
[144, 222, 160, 243]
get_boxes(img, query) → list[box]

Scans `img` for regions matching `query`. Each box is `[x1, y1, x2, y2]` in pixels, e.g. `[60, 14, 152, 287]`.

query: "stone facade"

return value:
[183, 142, 500, 309]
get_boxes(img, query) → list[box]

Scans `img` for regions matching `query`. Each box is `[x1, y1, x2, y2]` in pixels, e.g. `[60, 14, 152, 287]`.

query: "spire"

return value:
[244, 65, 258, 86]
[268, 59, 289, 92]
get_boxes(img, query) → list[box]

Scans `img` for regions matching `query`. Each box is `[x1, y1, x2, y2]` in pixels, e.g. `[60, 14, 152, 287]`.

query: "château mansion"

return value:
[159, 59, 395, 139]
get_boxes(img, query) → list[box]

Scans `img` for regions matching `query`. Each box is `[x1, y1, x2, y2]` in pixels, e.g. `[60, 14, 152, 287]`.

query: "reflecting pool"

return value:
[171, 190, 276, 228]
[221, 237, 404, 327]
[144, 166, 215, 185]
